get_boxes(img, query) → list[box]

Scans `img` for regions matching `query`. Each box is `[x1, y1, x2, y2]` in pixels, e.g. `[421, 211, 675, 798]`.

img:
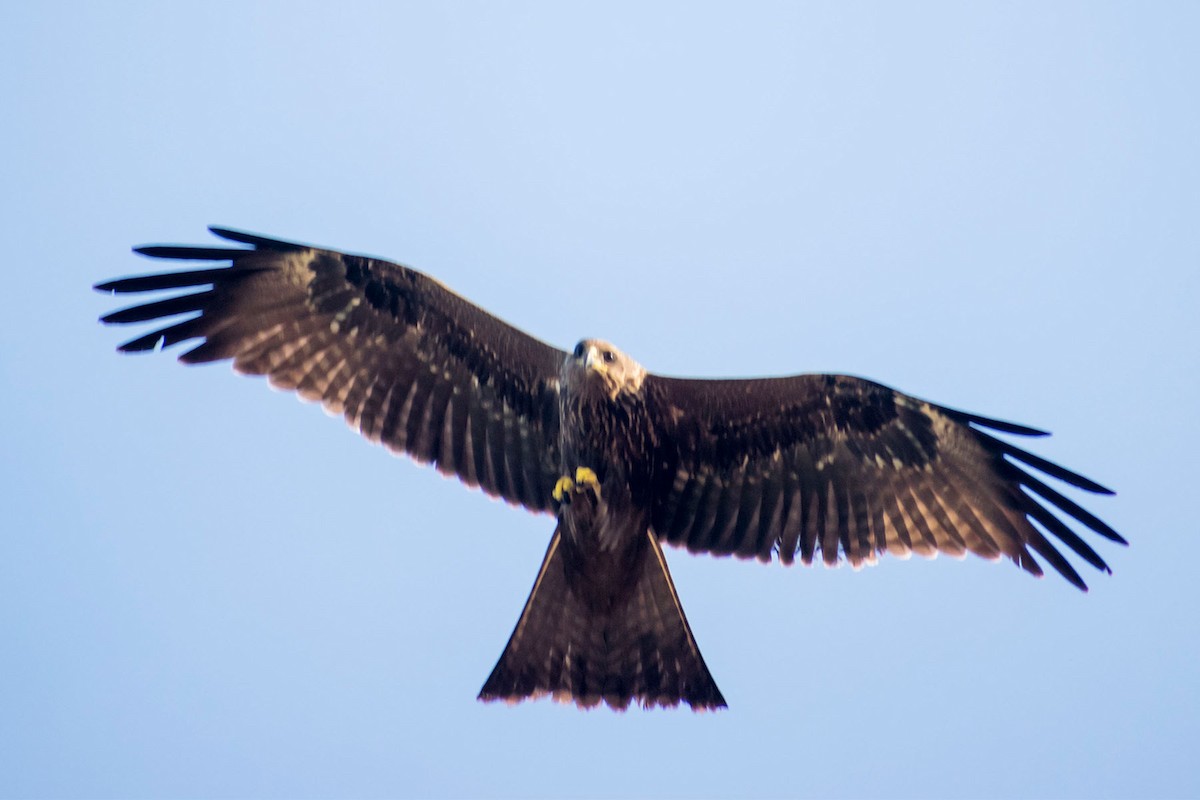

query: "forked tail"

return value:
[478, 526, 726, 710]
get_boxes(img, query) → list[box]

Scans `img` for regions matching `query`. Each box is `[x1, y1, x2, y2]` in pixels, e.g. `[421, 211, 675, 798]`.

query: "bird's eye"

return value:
[573, 342, 585, 358]
[603, 350, 616, 363]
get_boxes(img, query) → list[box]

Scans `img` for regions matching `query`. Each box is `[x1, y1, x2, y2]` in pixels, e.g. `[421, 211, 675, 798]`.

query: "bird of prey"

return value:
[96, 227, 1124, 711]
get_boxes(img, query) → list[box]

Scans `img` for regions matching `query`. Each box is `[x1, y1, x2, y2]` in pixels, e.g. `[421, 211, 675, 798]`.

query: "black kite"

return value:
[96, 228, 1124, 710]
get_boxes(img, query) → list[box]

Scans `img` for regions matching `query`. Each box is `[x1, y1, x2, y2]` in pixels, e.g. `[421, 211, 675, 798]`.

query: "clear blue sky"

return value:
[2, 2, 1197, 798]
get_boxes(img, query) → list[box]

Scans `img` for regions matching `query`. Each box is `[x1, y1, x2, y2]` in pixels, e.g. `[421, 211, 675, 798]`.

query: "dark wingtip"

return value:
[92, 267, 235, 294]
[938, 405, 1050, 437]
[967, 413, 1050, 437]
[208, 226, 303, 250]
[993, 438, 1118, 496]
[208, 225, 256, 241]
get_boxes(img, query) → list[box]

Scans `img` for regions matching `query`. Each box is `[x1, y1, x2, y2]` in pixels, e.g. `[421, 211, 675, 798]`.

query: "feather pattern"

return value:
[97, 227, 564, 512]
[647, 373, 1123, 590]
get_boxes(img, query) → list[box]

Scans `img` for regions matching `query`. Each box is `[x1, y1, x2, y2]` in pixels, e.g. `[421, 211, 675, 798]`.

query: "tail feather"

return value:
[479, 527, 726, 710]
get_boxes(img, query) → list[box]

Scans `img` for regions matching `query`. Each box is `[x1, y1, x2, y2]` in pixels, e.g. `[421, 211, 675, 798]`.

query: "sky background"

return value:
[2, 2, 1198, 798]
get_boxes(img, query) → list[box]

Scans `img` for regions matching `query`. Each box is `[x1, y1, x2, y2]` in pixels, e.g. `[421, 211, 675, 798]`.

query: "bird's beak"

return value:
[584, 344, 606, 374]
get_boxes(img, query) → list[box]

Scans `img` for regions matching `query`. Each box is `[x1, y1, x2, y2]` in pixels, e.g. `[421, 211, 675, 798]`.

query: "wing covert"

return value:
[96, 227, 565, 512]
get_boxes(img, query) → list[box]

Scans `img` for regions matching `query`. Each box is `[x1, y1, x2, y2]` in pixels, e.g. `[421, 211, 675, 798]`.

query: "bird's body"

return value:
[480, 340, 724, 708]
[96, 228, 1124, 710]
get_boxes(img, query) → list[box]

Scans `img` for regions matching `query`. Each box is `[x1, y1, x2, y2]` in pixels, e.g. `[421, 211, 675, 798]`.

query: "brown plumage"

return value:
[95, 227, 1125, 711]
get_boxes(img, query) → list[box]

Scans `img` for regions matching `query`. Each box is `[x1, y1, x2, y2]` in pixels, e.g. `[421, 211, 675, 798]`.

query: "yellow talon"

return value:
[574, 466, 600, 491]
[552, 476, 575, 502]
[554, 468, 599, 503]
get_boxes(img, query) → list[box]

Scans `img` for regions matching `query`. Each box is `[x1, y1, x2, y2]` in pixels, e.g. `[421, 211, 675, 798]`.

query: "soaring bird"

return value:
[96, 227, 1124, 710]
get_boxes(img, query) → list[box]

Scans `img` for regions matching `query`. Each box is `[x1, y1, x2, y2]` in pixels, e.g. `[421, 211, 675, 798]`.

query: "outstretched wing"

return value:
[96, 227, 565, 512]
[647, 373, 1124, 590]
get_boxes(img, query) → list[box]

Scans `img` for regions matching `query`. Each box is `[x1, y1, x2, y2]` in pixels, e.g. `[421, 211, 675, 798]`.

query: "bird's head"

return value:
[564, 338, 646, 400]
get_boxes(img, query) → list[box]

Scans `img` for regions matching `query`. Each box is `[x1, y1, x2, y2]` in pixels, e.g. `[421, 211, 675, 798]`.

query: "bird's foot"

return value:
[552, 475, 575, 503]
[552, 467, 601, 506]
[574, 467, 600, 497]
